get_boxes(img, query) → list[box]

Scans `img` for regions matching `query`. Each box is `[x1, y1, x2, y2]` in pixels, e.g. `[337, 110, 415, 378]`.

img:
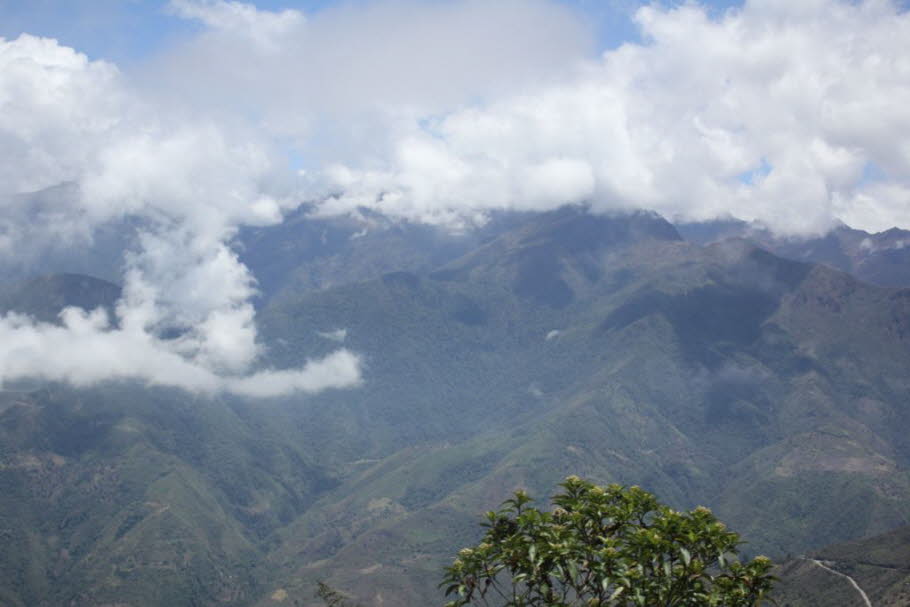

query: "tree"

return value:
[314, 580, 362, 607]
[441, 476, 774, 606]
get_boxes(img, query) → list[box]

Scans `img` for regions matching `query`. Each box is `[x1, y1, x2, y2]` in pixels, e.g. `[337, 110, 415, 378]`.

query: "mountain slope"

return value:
[773, 525, 910, 606]
[0, 273, 121, 324]
[246, 216, 910, 605]
[0, 382, 337, 606]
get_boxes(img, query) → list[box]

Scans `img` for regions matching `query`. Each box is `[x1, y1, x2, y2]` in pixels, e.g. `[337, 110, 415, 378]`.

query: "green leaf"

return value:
[681, 547, 691, 566]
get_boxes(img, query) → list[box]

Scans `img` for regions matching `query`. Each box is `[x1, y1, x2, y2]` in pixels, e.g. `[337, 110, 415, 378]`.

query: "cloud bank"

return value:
[303, 0, 910, 236]
[1, 0, 910, 393]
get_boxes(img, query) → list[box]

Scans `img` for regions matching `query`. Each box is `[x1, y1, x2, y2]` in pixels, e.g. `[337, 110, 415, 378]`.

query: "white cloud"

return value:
[0, 307, 361, 396]
[305, 0, 910, 236]
[150, 0, 593, 154]
[0, 31, 360, 397]
[2, 0, 910, 394]
[227, 349, 362, 398]
[0, 308, 219, 392]
[167, 0, 305, 50]
[0, 34, 123, 197]
[317, 328, 348, 343]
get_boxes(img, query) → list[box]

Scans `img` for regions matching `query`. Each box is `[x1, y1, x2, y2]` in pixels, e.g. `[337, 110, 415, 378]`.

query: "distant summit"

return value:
[677, 219, 910, 288]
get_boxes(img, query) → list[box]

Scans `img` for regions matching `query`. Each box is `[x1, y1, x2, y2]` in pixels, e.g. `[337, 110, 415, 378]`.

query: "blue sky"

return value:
[0, 0, 746, 64]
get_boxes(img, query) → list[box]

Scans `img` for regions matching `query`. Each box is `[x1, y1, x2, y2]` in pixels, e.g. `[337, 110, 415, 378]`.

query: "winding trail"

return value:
[806, 558, 873, 607]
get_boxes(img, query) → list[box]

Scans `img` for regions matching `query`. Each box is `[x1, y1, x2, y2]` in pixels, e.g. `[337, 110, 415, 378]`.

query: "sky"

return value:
[1, 0, 909, 395]
[0, 1, 745, 63]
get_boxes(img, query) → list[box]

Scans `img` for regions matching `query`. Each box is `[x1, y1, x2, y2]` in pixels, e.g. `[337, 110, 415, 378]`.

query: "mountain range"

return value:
[1, 206, 909, 606]
[678, 218, 910, 288]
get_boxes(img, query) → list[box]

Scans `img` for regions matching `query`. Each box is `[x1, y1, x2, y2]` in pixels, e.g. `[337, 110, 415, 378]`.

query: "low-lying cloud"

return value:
[0, 307, 361, 396]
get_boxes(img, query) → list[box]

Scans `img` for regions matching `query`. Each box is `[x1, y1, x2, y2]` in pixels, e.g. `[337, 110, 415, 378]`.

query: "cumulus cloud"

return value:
[0, 30, 359, 397]
[3, 0, 910, 392]
[0, 34, 122, 198]
[305, 0, 910, 236]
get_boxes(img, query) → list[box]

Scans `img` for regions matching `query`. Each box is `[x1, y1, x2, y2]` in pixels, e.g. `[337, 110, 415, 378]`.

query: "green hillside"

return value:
[0, 383, 335, 606]
[247, 210, 910, 605]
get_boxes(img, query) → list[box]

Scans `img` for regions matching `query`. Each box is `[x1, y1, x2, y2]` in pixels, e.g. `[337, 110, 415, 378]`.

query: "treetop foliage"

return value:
[441, 476, 774, 606]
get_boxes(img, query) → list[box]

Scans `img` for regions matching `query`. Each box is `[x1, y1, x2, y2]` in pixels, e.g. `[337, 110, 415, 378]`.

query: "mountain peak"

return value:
[516, 206, 681, 251]
[433, 207, 681, 307]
